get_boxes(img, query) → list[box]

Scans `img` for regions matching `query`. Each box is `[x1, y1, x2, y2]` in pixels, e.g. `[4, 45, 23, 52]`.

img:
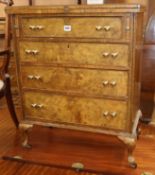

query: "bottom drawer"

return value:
[23, 91, 128, 131]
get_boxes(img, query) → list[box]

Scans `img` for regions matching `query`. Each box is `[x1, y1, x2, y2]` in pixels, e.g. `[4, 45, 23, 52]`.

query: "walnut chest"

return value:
[6, 4, 144, 168]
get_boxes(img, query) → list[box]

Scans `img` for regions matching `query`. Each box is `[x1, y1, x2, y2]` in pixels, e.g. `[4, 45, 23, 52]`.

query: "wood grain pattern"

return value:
[21, 66, 128, 98]
[20, 16, 123, 39]
[23, 91, 128, 131]
[19, 41, 129, 67]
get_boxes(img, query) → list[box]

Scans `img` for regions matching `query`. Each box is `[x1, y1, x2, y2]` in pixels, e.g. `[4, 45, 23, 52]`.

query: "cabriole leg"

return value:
[19, 123, 33, 149]
[118, 136, 137, 169]
[127, 139, 137, 168]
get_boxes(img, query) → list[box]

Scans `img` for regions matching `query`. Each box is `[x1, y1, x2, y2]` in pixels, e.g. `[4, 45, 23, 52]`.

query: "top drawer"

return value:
[19, 16, 126, 39]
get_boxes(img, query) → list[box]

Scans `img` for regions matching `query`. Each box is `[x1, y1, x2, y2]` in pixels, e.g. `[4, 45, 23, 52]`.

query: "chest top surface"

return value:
[6, 4, 144, 15]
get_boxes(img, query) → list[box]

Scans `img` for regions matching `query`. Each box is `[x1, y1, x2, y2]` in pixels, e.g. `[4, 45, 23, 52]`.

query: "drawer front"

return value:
[23, 91, 128, 131]
[21, 67, 128, 97]
[19, 41, 129, 67]
[20, 17, 123, 39]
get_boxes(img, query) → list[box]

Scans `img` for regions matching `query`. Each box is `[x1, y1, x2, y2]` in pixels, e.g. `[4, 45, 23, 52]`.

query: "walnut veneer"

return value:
[6, 4, 144, 169]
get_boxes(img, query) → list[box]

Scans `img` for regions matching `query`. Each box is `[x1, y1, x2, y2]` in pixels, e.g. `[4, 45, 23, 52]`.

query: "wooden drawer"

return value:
[21, 66, 128, 98]
[20, 17, 124, 39]
[23, 91, 128, 131]
[19, 41, 129, 67]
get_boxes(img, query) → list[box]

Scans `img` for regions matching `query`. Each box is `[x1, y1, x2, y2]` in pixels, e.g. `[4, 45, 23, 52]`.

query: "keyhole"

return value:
[68, 44, 70, 48]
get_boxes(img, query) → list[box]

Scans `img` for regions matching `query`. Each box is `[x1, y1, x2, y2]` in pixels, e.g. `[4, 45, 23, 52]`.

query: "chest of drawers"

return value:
[6, 4, 144, 168]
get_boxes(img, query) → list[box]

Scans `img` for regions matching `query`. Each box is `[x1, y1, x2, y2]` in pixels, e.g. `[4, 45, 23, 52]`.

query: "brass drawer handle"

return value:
[104, 25, 111, 31]
[96, 26, 102, 31]
[31, 103, 37, 108]
[102, 52, 110, 57]
[103, 111, 109, 117]
[103, 111, 117, 118]
[111, 52, 119, 58]
[27, 75, 42, 80]
[110, 112, 117, 117]
[37, 104, 44, 108]
[102, 80, 109, 86]
[29, 25, 36, 30]
[25, 50, 39, 55]
[29, 25, 44, 30]
[27, 75, 34, 80]
[32, 50, 39, 55]
[110, 81, 117, 86]
[36, 25, 44, 30]
[103, 81, 117, 87]
[25, 49, 31, 54]
[102, 52, 119, 58]
[31, 104, 44, 109]
[96, 25, 111, 31]
[34, 75, 42, 80]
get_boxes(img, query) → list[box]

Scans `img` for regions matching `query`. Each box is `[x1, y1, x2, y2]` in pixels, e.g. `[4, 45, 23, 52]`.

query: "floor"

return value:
[0, 108, 155, 175]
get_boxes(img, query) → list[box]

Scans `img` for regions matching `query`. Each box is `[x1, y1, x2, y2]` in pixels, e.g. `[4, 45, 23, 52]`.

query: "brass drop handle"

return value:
[103, 111, 117, 118]
[25, 49, 31, 54]
[103, 111, 109, 117]
[34, 75, 42, 80]
[110, 112, 117, 117]
[111, 52, 119, 58]
[31, 104, 44, 109]
[31, 103, 37, 108]
[110, 81, 117, 86]
[103, 52, 110, 57]
[102, 80, 109, 86]
[29, 25, 44, 30]
[96, 26, 102, 31]
[37, 104, 44, 108]
[25, 49, 39, 55]
[29, 25, 36, 30]
[103, 25, 111, 31]
[27, 75, 42, 80]
[32, 50, 39, 55]
[36, 25, 44, 30]
[27, 75, 34, 80]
